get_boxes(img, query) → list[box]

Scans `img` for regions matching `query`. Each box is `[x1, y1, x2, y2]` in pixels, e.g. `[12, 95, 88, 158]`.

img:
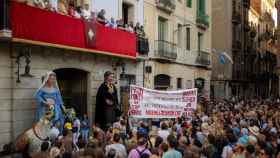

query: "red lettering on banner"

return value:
[130, 109, 141, 115]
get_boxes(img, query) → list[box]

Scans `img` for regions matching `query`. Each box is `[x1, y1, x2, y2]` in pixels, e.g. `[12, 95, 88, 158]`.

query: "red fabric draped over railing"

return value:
[10, 1, 136, 58]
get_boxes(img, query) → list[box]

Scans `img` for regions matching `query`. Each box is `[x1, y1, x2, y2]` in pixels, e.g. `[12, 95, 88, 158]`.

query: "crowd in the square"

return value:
[13, 98, 280, 158]
[16, 0, 146, 37]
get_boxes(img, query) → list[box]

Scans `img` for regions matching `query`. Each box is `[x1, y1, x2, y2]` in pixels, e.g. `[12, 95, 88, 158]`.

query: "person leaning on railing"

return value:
[97, 9, 107, 24]
[57, 0, 68, 15]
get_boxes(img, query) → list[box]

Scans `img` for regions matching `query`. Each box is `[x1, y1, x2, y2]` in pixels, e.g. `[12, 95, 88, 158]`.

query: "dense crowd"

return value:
[21, 99, 280, 158]
[16, 0, 146, 36]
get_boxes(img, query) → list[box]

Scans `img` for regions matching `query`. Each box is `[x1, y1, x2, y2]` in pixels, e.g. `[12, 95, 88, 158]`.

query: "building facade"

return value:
[212, 0, 278, 99]
[249, 0, 278, 99]
[0, 0, 145, 149]
[143, 0, 212, 98]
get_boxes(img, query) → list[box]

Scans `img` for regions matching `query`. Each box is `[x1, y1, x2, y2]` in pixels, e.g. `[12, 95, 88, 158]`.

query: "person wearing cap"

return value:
[95, 71, 120, 131]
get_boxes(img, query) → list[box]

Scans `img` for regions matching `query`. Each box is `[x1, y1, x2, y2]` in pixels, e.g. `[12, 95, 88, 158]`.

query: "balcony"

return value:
[154, 40, 177, 61]
[137, 36, 149, 55]
[232, 12, 241, 25]
[243, 0, 250, 8]
[232, 40, 241, 51]
[196, 51, 211, 66]
[196, 11, 209, 29]
[10, 1, 136, 58]
[155, 0, 176, 14]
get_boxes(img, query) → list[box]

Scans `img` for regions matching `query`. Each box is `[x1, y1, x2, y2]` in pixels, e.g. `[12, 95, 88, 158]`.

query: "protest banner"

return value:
[129, 85, 197, 118]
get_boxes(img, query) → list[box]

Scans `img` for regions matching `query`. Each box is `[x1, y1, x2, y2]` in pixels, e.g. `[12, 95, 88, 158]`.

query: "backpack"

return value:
[135, 148, 150, 158]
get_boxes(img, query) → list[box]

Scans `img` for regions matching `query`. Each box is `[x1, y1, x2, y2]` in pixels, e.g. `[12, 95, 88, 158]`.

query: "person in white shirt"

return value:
[72, 116, 81, 151]
[82, 3, 91, 20]
[49, 121, 60, 142]
[49, 0, 58, 11]
[105, 133, 127, 158]
[34, 0, 46, 9]
[105, 18, 117, 29]
[158, 122, 170, 141]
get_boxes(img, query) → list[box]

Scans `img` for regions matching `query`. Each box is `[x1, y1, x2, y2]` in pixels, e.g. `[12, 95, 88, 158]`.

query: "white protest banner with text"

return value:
[129, 85, 197, 118]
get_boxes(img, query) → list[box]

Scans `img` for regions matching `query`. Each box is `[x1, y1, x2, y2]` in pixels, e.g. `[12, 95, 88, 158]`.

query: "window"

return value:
[122, 3, 134, 25]
[186, 0, 192, 8]
[158, 17, 168, 41]
[186, 27, 190, 50]
[198, 32, 203, 51]
[177, 24, 183, 47]
[186, 80, 192, 88]
[197, 0, 205, 13]
[177, 78, 182, 89]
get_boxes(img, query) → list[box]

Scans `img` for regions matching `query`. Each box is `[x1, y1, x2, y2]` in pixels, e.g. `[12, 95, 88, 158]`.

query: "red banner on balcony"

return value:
[10, 1, 136, 58]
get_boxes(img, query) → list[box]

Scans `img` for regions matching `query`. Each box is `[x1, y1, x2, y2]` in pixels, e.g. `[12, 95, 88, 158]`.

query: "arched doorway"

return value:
[54, 68, 88, 117]
[154, 74, 170, 90]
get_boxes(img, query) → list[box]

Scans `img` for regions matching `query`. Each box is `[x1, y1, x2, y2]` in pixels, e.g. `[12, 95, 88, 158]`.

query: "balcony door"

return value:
[158, 17, 168, 41]
[197, 0, 206, 14]
[122, 2, 134, 25]
[198, 32, 203, 52]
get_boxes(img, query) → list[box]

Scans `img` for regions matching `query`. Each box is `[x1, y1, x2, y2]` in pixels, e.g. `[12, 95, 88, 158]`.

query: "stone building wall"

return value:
[0, 43, 142, 149]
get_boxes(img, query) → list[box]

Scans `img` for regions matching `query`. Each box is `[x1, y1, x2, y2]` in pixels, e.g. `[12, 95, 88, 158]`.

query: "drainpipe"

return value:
[3, 0, 15, 153]
[9, 42, 15, 157]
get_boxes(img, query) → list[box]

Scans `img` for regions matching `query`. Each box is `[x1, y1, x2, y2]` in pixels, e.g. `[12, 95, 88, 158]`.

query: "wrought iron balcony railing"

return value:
[155, 0, 176, 14]
[196, 50, 211, 66]
[154, 40, 177, 60]
[137, 36, 149, 55]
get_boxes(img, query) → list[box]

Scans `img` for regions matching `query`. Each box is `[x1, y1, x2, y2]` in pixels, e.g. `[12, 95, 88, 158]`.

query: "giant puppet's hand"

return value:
[105, 99, 113, 106]
[61, 105, 67, 115]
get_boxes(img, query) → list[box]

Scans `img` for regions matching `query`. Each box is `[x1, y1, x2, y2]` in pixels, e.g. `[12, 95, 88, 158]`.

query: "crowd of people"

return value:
[21, 98, 280, 158]
[16, 0, 146, 36]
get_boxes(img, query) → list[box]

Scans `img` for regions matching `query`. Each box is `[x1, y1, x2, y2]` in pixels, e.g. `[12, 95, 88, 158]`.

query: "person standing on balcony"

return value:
[68, 1, 76, 17]
[49, 0, 58, 11]
[97, 9, 106, 24]
[134, 22, 141, 35]
[82, 3, 91, 20]
[58, 0, 68, 15]
[105, 18, 117, 29]
[95, 71, 120, 131]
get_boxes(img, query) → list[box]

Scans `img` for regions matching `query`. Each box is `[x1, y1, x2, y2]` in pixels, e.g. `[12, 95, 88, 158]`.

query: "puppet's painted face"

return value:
[47, 74, 56, 86]
[106, 74, 114, 84]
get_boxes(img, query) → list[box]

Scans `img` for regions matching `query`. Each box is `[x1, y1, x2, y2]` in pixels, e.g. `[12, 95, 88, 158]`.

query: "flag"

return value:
[221, 52, 233, 64]
[219, 53, 225, 64]
[84, 19, 96, 48]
